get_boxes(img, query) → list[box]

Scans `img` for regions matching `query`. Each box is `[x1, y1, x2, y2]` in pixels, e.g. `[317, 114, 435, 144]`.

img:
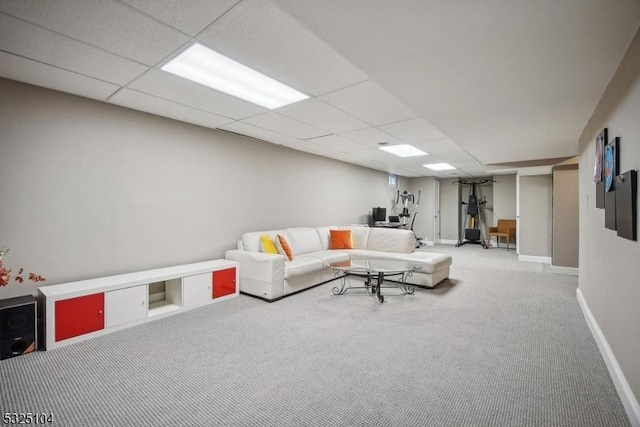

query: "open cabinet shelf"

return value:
[39, 260, 238, 350]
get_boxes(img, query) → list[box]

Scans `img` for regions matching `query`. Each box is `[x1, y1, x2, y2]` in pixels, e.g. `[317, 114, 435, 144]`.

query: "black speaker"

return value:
[0, 295, 37, 360]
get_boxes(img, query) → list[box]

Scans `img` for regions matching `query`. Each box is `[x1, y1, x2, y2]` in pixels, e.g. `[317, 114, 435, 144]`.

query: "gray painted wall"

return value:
[0, 79, 402, 298]
[439, 177, 461, 242]
[578, 27, 640, 404]
[492, 174, 517, 224]
[518, 175, 553, 257]
[552, 166, 579, 268]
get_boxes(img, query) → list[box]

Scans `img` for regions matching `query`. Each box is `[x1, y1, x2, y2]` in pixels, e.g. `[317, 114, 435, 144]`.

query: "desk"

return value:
[329, 260, 421, 303]
[371, 222, 408, 229]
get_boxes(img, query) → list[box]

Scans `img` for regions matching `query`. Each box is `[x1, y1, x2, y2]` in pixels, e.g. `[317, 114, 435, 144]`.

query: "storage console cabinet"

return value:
[39, 260, 238, 350]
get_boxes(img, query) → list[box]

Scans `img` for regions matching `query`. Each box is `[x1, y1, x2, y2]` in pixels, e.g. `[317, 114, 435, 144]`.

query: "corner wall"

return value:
[0, 79, 398, 298]
[578, 26, 640, 422]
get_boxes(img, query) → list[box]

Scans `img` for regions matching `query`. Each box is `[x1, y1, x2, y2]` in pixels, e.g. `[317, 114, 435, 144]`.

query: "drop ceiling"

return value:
[1, 0, 639, 178]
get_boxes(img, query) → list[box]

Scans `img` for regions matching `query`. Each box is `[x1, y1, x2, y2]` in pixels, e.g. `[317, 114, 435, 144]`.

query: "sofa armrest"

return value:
[224, 250, 286, 300]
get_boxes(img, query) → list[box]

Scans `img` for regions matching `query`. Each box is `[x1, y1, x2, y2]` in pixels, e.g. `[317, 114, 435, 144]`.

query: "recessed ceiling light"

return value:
[161, 43, 308, 109]
[424, 163, 456, 171]
[379, 144, 428, 157]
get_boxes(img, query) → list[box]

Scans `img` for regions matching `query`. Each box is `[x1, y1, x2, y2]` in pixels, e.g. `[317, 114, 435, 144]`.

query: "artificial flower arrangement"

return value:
[0, 248, 46, 287]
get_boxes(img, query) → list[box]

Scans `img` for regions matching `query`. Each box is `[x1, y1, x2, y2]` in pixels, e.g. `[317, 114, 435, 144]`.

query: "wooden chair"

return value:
[488, 219, 516, 250]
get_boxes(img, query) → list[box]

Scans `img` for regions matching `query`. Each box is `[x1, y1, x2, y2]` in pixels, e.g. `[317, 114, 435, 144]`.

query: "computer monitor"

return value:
[372, 207, 386, 223]
[388, 215, 400, 223]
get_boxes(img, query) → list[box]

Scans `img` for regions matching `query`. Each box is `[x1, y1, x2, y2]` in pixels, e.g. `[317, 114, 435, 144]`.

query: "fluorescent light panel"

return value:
[161, 43, 308, 109]
[379, 144, 428, 157]
[424, 163, 456, 171]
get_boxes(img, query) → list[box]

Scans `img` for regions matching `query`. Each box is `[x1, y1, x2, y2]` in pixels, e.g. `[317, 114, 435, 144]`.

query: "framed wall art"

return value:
[604, 136, 619, 192]
[615, 170, 637, 241]
[595, 128, 607, 208]
[593, 128, 606, 183]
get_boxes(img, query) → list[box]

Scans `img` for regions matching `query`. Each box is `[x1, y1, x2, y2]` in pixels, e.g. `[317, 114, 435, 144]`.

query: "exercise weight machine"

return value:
[453, 179, 495, 248]
[395, 190, 426, 247]
[395, 190, 420, 226]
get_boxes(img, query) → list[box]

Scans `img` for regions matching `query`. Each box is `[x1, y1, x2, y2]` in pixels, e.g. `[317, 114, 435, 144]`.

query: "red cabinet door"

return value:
[212, 268, 236, 299]
[55, 293, 104, 342]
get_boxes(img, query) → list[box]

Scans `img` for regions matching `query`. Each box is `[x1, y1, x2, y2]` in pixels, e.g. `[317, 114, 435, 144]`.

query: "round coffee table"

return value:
[329, 259, 422, 303]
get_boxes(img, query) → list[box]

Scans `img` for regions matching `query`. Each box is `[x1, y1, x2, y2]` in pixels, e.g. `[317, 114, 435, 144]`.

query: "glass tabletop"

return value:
[329, 259, 422, 274]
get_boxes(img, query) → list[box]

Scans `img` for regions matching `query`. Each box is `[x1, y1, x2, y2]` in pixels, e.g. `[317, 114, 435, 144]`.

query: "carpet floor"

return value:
[0, 244, 631, 426]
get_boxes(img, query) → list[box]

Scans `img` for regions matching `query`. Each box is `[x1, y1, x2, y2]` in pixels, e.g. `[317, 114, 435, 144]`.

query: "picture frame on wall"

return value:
[604, 136, 619, 192]
[593, 128, 607, 183]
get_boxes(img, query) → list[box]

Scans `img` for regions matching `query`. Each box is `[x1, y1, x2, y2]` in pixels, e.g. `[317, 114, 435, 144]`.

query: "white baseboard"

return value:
[439, 239, 458, 245]
[577, 289, 640, 427]
[518, 255, 551, 264]
[549, 265, 579, 276]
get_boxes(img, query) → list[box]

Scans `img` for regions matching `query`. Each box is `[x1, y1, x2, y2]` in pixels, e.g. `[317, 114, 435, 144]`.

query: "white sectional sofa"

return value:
[224, 225, 452, 301]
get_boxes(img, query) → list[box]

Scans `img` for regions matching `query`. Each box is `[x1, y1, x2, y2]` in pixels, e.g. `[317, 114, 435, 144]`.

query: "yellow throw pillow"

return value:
[330, 229, 354, 249]
[259, 234, 278, 254]
[275, 234, 294, 261]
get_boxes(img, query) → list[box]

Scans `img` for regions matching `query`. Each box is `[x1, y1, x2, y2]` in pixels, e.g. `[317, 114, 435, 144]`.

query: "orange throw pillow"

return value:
[275, 234, 294, 261]
[330, 229, 354, 249]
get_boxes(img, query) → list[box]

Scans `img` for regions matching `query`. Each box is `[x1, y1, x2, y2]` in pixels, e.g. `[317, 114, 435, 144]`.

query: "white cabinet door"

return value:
[105, 285, 147, 328]
[182, 273, 212, 309]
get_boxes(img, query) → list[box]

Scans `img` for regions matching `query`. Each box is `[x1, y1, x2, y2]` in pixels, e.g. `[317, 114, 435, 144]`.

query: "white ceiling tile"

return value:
[108, 88, 234, 129]
[305, 134, 370, 152]
[196, 0, 367, 96]
[0, 14, 148, 86]
[348, 147, 402, 163]
[118, 0, 239, 36]
[379, 118, 447, 143]
[401, 164, 434, 175]
[0, 0, 189, 66]
[413, 138, 465, 154]
[437, 151, 477, 162]
[339, 127, 400, 146]
[0, 51, 119, 101]
[219, 121, 300, 146]
[450, 160, 485, 169]
[128, 69, 267, 119]
[320, 80, 417, 126]
[276, 98, 368, 133]
[241, 112, 328, 140]
[405, 153, 442, 166]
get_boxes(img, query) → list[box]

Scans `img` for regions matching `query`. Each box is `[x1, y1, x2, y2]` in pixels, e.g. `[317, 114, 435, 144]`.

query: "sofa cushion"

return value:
[284, 256, 324, 279]
[242, 230, 286, 252]
[347, 250, 450, 273]
[285, 227, 323, 256]
[275, 234, 294, 261]
[329, 229, 354, 249]
[304, 250, 350, 266]
[404, 252, 452, 273]
[339, 226, 370, 249]
[366, 227, 415, 253]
